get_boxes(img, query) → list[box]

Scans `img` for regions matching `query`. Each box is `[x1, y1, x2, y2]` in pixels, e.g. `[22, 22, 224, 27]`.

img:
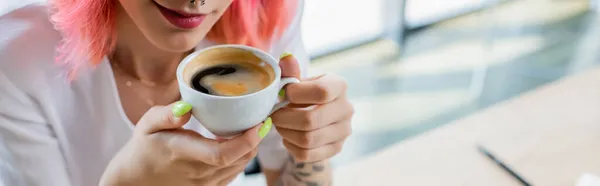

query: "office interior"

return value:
[304, 0, 597, 164]
[2, 0, 600, 185]
[293, 0, 600, 185]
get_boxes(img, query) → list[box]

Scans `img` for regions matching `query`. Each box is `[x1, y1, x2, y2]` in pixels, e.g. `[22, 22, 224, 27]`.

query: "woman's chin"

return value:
[153, 34, 205, 53]
[156, 41, 198, 53]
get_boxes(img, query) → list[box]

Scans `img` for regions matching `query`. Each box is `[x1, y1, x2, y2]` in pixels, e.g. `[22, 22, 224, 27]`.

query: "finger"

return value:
[279, 52, 302, 79]
[286, 73, 347, 104]
[185, 160, 217, 179]
[164, 124, 261, 167]
[212, 124, 263, 166]
[283, 140, 345, 163]
[215, 164, 247, 184]
[135, 101, 192, 134]
[277, 118, 352, 149]
[272, 95, 354, 131]
[217, 172, 244, 186]
[230, 149, 258, 166]
[193, 164, 246, 186]
[159, 129, 221, 163]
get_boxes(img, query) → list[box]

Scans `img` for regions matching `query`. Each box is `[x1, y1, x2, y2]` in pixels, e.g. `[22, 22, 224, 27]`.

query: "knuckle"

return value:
[217, 156, 230, 166]
[339, 77, 348, 92]
[300, 110, 314, 126]
[346, 125, 353, 138]
[137, 106, 162, 124]
[313, 83, 330, 102]
[241, 150, 258, 162]
[167, 149, 183, 163]
[241, 137, 259, 151]
[333, 142, 344, 156]
[188, 168, 212, 180]
[247, 134, 261, 147]
[287, 85, 302, 102]
[162, 113, 175, 124]
[240, 138, 253, 150]
[299, 132, 315, 148]
[347, 101, 356, 116]
[147, 106, 166, 118]
[211, 152, 228, 167]
[302, 110, 320, 130]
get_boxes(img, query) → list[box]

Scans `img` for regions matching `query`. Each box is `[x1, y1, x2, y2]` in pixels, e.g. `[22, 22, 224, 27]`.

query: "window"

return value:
[301, 0, 387, 56]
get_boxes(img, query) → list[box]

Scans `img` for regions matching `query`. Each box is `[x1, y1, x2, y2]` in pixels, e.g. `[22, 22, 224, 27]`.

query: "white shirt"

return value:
[0, 1, 308, 186]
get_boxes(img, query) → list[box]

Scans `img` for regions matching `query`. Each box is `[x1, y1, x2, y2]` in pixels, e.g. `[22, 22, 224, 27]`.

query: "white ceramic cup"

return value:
[177, 44, 299, 137]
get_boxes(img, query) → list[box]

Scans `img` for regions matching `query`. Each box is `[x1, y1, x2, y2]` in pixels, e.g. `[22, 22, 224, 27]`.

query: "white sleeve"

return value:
[259, 0, 308, 170]
[0, 69, 71, 186]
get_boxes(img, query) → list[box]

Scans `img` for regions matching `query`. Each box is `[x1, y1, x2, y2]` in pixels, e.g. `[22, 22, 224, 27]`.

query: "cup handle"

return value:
[269, 77, 300, 115]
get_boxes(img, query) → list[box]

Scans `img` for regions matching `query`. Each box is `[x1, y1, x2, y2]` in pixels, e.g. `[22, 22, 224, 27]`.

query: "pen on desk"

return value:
[477, 145, 532, 186]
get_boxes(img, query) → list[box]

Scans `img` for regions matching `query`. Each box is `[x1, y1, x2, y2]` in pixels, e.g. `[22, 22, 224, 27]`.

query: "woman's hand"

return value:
[272, 54, 354, 163]
[100, 102, 265, 186]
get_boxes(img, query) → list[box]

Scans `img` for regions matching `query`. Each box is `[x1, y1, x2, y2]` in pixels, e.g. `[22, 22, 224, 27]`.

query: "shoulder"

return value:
[268, 0, 304, 50]
[280, 0, 304, 40]
[270, 0, 309, 76]
[0, 4, 67, 94]
[292, 0, 305, 29]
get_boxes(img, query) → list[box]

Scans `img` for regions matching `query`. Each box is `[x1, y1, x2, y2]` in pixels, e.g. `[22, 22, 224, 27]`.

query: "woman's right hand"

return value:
[99, 101, 265, 186]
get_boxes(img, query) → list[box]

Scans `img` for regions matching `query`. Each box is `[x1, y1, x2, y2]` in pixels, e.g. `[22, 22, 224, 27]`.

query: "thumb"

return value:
[207, 118, 267, 166]
[135, 101, 193, 134]
[279, 52, 302, 79]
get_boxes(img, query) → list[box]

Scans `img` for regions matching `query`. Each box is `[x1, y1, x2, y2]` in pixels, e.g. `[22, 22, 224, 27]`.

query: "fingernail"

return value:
[280, 52, 293, 60]
[258, 117, 273, 139]
[278, 89, 286, 98]
[172, 101, 192, 117]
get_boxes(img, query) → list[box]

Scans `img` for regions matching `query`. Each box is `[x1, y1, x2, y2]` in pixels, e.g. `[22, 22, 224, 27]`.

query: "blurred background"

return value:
[302, 0, 598, 165]
[2, 0, 600, 185]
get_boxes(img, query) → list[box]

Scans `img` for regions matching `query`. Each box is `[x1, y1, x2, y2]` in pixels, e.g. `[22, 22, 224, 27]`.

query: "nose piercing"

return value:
[190, 0, 196, 5]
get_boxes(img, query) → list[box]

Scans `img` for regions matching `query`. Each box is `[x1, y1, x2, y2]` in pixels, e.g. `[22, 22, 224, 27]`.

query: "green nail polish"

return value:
[278, 89, 286, 98]
[259, 117, 273, 139]
[172, 101, 192, 117]
[280, 52, 293, 60]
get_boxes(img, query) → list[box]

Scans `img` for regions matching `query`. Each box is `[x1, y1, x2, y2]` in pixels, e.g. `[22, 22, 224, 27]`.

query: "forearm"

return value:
[277, 156, 332, 186]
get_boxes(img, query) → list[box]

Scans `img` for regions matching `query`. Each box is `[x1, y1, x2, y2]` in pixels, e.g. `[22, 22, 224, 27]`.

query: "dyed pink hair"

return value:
[50, 0, 297, 77]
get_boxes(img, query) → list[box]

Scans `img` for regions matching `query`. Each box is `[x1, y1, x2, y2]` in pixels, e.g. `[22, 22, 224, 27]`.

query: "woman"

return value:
[0, 0, 354, 186]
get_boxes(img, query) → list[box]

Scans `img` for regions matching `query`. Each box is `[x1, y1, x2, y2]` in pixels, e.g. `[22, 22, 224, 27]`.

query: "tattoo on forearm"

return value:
[312, 165, 325, 172]
[277, 156, 332, 186]
[292, 173, 303, 182]
[296, 172, 311, 177]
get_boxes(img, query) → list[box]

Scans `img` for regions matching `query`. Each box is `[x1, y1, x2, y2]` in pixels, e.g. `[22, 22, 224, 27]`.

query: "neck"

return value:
[111, 5, 191, 84]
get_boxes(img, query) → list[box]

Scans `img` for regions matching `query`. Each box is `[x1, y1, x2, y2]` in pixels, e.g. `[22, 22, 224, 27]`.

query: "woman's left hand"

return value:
[271, 53, 354, 163]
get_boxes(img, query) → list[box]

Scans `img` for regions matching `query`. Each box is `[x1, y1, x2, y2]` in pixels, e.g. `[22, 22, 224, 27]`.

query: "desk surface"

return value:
[334, 68, 600, 186]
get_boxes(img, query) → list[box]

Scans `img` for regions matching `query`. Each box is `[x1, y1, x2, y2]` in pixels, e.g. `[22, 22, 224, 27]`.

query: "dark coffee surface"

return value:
[191, 65, 236, 94]
[190, 64, 271, 96]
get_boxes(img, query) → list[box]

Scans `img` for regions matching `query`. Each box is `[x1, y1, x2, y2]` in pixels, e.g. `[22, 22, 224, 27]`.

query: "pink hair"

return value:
[206, 0, 296, 50]
[49, 0, 297, 78]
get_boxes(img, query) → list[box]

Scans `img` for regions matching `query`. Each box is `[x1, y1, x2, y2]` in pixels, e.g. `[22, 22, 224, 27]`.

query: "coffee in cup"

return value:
[177, 45, 299, 137]
[185, 47, 275, 97]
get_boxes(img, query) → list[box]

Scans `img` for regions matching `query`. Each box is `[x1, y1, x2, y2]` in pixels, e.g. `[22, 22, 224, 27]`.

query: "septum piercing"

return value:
[191, 0, 205, 6]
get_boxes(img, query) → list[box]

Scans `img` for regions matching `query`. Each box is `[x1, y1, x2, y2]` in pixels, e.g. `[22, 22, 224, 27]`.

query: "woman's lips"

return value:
[155, 2, 206, 29]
